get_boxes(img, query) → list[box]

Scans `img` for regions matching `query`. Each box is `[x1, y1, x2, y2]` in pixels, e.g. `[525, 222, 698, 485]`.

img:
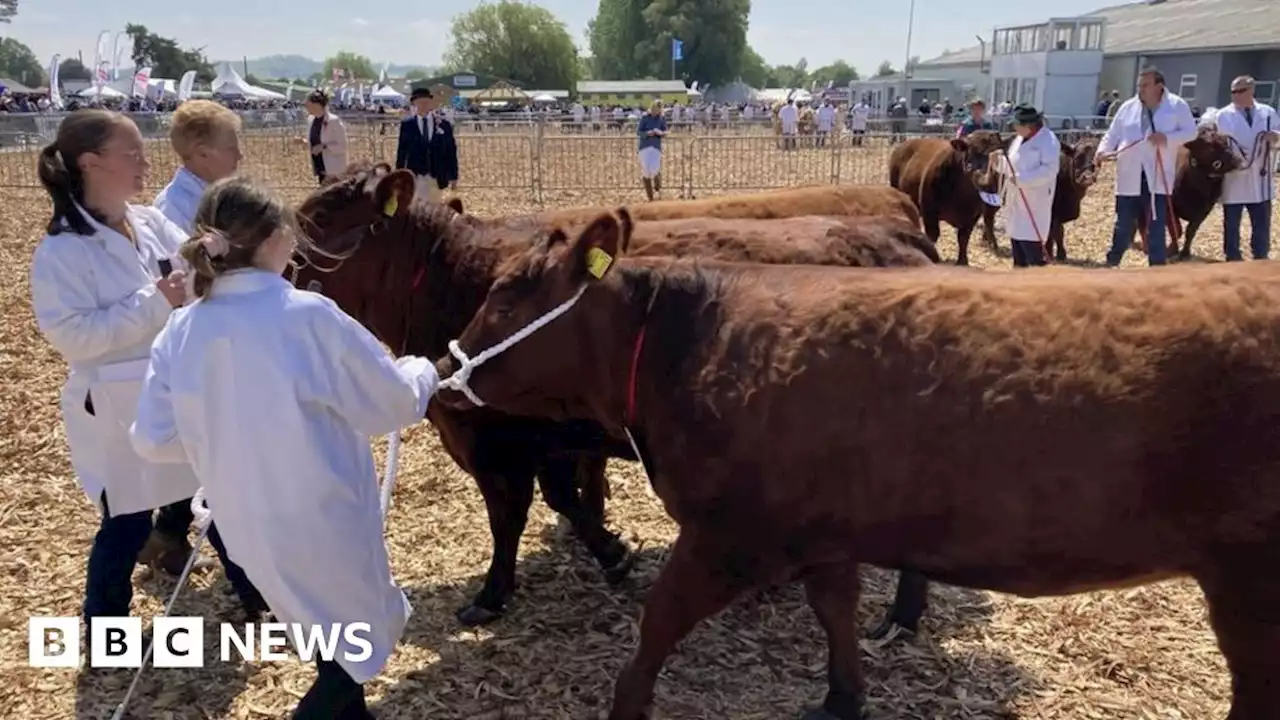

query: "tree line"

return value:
[0, 0, 916, 95]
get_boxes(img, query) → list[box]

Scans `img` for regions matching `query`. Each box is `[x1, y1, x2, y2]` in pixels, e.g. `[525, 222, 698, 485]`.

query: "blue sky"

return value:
[9, 0, 1119, 76]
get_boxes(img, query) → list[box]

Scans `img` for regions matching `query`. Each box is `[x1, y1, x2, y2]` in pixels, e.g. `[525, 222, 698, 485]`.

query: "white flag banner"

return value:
[177, 70, 196, 102]
[93, 31, 111, 89]
[48, 54, 62, 109]
[131, 67, 151, 98]
[112, 31, 128, 81]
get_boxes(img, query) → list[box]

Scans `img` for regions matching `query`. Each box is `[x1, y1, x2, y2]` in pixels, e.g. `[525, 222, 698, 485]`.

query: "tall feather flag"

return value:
[378, 62, 389, 86]
[48, 54, 63, 109]
[93, 31, 111, 91]
[111, 31, 129, 81]
[285, 80, 295, 102]
[177, 70, 196, 102]
[131, 67, 152, 98]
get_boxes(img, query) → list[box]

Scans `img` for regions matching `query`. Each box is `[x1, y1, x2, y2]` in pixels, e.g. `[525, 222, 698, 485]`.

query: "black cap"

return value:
[410, 87, 433, 101]
[1012, 102, 1042, 125]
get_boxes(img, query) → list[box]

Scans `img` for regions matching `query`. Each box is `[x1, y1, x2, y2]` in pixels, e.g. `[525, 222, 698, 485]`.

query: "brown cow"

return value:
[889, 131, 1007, 265]
[1136, 126, 1245, 260]
[438, 217, 1280, 720]
[1046, 136, 1101, 261]
[292, 166, 939, 628]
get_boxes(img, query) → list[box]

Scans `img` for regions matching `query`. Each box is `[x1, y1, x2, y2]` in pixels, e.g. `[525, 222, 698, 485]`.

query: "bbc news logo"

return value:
[28, 617, 373, 668]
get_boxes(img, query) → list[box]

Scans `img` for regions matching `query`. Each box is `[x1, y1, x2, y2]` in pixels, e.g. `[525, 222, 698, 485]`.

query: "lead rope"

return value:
[110, 490, 214, 720]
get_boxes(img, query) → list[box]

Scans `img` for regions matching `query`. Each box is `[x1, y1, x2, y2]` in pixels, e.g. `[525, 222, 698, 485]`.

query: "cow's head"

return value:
[1184, 125, 1242, 179]
[1063, 137, 1100, 189]
[951, 130, 1010, 188]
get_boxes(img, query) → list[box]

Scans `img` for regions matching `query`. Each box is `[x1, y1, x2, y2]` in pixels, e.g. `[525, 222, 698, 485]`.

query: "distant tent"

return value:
[0, 78, 38, 94]
[470, 80, 530, 104]
[370, 84, 405, 102]
[77, 84, 127, 99]
[211, 63, 286, 100]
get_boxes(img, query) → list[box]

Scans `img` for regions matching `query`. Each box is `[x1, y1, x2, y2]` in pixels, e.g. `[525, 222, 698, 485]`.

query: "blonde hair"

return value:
[169, 100, 242, 160]
[178, 176, 305, 299]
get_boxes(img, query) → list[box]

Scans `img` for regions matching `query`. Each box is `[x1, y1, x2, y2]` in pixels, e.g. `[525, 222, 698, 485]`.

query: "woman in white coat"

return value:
[131, 177, 439, 718]
[993, 103, 1061, 268]
[1214, 75, 1279, 261]
[300, 89, 348, 185]
[29, 110, 264, 631]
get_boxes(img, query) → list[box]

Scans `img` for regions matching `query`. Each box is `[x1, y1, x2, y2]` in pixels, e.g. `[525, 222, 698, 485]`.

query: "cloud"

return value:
[351, 17, 370, 28]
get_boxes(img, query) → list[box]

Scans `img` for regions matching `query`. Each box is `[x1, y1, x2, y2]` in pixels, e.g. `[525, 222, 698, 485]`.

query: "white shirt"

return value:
[153, 166, 206, 233]
[130, 269, 439, 682]
[416, 112, 434, 141]
[817, 105, 835, 131]
[850, 103, 871, 130]
[1099, 91, 1197, 196]
[30, 203, 199, 516]
[997, 128, 1061, 243]
[1213, 102, 1278, 205]
[779, 104, 799, 133]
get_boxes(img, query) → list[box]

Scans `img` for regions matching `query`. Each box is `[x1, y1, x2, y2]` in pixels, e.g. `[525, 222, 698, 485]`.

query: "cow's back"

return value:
[887, 138, 974, 223]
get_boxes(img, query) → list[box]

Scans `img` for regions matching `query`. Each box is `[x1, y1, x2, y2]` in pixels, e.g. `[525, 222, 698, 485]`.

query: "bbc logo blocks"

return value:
[28, 617, 204, 668]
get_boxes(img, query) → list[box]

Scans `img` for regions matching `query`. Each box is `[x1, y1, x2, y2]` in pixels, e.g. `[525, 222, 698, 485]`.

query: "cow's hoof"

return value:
[1055, 250, 1067, 262]
[867, 618, 916, 642]
[799, 708, 843, 720]
[1177, 250, 1192, 262]
[603, 547, 637, 585]
[954, 258, 969, 267]
[456, 603, 504, 627]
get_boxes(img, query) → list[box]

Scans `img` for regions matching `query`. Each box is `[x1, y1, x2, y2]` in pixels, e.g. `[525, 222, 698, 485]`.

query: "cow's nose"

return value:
[1213, 160, 1223, 169]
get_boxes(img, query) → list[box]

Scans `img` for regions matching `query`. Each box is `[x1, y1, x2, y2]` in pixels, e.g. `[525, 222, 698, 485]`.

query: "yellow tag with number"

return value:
[585, 248, 613, 278]
[383, 197, 398, 217]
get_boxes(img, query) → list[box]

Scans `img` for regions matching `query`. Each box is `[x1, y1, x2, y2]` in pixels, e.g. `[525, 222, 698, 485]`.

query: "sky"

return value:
[7, 0, 1121, 77]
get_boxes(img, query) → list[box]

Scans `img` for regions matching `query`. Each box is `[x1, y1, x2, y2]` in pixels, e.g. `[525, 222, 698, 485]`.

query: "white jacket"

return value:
[1099, 92, 1197, 196]
[152, 166, 206, 233]
[779, 104, 799, 133]
[997, 127, 1061, 243]
[130, 269, 439, 682]
[1213, 102, 1278, 205]
[308, 112, 349, 177]
[29, 204, 199, 516]
[817, 105, 835, 131]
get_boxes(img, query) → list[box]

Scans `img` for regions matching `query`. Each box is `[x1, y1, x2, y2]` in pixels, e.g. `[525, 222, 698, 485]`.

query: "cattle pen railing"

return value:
[0, 116, 1117, 205]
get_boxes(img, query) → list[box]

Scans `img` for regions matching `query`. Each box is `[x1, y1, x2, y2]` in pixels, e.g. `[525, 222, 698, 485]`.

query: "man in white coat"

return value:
[849, 96, 871, 146]
[1213, 75, 1279, 261]
[816, 99, 835, 147]
[993, 103, 1061, 268]
[1097, 67, 1197, 266]
[778, 98, 799, 150]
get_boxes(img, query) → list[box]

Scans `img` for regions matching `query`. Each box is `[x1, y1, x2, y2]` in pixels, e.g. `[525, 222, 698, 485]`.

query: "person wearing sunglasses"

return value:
[1213, 76, 1279, 261]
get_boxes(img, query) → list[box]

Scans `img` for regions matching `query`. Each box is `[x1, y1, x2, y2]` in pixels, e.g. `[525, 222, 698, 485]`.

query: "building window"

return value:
[1254, 81, 1276, 104]
[1019, 78, 1038, 105]
[1178, 74, 1198, 101]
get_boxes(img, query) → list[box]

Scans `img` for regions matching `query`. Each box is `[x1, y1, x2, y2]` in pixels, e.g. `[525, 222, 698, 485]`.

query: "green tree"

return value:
[737, 46, 769, 87]
[444, 0, 580, 90]
[0, 38, 45, 86]
[323, 51, 375, 81]
[587, 0, 651, 80]
[768, 57, 808, 88]
[0, 0, 18, 23]
[640, 0, 749, 87]
[809, 60, 857, 88]
[875, 60, 896, 77]
[125, 24, 215, 82]
[57, 57, 91, 83]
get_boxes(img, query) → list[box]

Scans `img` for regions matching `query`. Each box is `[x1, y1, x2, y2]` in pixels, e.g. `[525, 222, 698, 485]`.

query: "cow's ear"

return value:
[613, 206, 634, 253]
[571, 212, 622, 283]
[372, 170, 415, 218]
[949, 138, 968, 153]
[446, 197, 465, 215]
[1061, 141, 1076, 156]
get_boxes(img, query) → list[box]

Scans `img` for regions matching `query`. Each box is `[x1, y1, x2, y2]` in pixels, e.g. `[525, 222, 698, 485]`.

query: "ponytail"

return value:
[179, 176, 299, 300]
[37, 143, 94, 236]
[178, 232, 227, 300]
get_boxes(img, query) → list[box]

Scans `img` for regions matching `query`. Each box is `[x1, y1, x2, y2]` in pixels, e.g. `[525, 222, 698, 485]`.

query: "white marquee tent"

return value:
[370, 84, 405, 102]
[212, 63, 286, 100]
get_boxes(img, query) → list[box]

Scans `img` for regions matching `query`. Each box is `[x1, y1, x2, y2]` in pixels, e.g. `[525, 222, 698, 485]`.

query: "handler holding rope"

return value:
[1214, 75, 1279, 261]
[1096, 67, 1197, 267]
[991, 103, 1060, 268]
[130, 177, 441, 719]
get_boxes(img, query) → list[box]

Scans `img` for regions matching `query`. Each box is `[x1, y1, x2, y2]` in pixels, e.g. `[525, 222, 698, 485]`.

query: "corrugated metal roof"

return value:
[576, 80, 688, 94]
[920, 0, 1280, 66]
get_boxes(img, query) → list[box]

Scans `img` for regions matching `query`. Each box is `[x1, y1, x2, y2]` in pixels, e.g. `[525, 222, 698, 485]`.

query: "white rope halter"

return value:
[439, 283, 588, 406]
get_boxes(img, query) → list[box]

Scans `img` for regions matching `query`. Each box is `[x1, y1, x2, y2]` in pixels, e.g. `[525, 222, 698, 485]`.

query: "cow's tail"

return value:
[917, 147, 948, 211]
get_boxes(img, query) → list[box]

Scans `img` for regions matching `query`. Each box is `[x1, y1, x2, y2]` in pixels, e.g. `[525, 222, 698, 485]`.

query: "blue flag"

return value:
[672, 38, 683, 61]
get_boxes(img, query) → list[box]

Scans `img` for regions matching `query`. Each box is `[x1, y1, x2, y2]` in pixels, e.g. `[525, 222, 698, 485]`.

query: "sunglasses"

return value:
[1232, 88, 1251, 94]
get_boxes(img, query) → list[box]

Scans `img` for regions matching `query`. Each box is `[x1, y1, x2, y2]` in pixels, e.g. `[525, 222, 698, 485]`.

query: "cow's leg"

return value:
[458, 466, 537, 626]
[1200, 567, 1280, 719]
[981, 205, 999, 249]
[868, 570, 929, 639]
[1049, 220, 1067, 261]
[537, 456, 634, 585]
[609, 528, 749, 720]
[1181, 213, 1208, 260]
[800, 562, 865, 720]
[955, 221, 976, 266]
[922, 211, 942, 247]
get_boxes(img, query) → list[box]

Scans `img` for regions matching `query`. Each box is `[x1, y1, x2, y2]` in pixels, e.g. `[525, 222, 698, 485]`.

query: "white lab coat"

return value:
[850, 103, 870, 131]
[130, 268, 439, 682]
[817, 105, 835, 132]
[1213, 102, 1278, 205]
[152, 166, 206, 233]
[779, 104, 799, 134]
[997, 127, 1061, 243]
[1099, 92, 1197, 196]
[29, 204, 199, 517]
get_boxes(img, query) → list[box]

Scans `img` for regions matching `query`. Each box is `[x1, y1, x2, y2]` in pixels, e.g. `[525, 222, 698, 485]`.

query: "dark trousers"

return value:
[153, 499, 194, 539]
[1223, 201, 1272, 261]
[1011, 239, 1047, 268]
[84, 492, 265, 622]
[1107, 175, 1168, 267]
[293, 659, 372, 719]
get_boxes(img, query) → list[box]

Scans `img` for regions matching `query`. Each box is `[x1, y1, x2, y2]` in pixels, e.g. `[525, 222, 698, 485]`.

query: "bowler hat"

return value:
[1012, 102, 1042, 125]
[410, 87, 433, 101]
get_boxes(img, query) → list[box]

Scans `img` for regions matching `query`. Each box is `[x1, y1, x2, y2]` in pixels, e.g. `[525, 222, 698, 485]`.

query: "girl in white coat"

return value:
[29, 110, 264, 633]
[994, 103, 1060, 268]
[131, 177, 440, 718]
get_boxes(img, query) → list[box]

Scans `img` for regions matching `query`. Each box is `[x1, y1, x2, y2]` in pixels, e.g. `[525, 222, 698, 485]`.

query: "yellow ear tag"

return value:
[383, 197, 398, 217]
[585, 247, 613, 279]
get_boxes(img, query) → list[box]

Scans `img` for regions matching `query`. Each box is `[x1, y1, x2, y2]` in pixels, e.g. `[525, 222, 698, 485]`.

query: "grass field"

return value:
[0, 127, 1252, 719]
